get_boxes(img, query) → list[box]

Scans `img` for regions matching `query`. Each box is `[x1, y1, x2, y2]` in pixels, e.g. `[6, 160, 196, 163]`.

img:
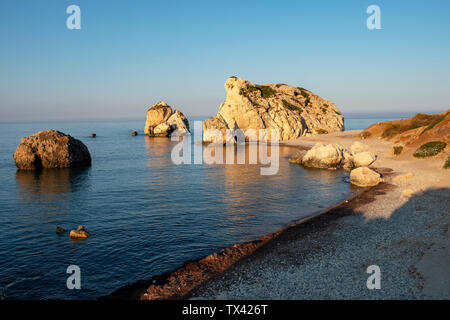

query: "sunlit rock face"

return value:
[203, 77, 344, 143]
[13, 130, 91, 170]
[144, 101, 190, 137]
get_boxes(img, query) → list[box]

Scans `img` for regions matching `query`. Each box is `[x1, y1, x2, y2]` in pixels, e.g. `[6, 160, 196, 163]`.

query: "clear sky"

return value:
[1, 0, 449, 121]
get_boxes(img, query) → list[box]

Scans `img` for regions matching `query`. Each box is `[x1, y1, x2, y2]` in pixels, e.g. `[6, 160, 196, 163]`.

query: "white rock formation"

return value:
[203, 77, 344, 143]
[144, 101, 190, 136]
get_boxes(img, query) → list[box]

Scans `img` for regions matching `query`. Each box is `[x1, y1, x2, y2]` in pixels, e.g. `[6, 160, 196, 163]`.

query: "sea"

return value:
[0, 115, 405, 299]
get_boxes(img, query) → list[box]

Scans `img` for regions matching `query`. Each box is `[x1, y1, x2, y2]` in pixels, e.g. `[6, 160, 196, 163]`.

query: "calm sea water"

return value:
[0, 117, 395, 300]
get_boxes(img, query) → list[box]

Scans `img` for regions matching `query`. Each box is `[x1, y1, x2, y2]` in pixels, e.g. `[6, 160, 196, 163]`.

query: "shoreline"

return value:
[102, 181, 371, 300]
[104, 130, 450, 300]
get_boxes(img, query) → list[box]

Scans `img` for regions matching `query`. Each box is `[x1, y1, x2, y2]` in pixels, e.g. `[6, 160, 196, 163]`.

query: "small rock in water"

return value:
[56, 226, 67, 234]
[69, 225, 90, 239]
[131, 131, 138, 136]
[92, 133, 96, 138]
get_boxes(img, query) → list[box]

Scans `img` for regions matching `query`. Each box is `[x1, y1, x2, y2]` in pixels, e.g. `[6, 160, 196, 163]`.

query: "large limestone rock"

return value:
[144, 101, 190, 136]
[350, 167, 382, 187]
[353, 151, 376, 167]
[203, 77, 344, 143]
[302, 143, 345, 169]
[13, 130, 91, 170]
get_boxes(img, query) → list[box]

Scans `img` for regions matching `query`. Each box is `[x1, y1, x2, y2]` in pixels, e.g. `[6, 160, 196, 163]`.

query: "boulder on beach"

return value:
[203, 77, 344, 143]
[353, 151, 376, 167]
[144, 101, 190, 137]
[301, 144, 345, 169]
[69, 225, 90, 239]
[13, 130, 92, 170]
[350, 167, 382, 187]
[290, 142, 377, 171]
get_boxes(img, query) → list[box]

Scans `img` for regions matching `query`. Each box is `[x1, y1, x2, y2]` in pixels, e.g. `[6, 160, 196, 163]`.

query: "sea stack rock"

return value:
[13, 130, 92, 170]
[144, 101, 190, 137]
[203, 77, 344, 143]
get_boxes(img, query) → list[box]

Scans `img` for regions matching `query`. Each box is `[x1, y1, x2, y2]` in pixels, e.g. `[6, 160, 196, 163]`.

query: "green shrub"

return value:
[248, 85, 276, 98]
[282, 99, 303, 114]
[444, 156, 450, 169]
[393, 146, 403, 155]
[413, 141, 447, 158]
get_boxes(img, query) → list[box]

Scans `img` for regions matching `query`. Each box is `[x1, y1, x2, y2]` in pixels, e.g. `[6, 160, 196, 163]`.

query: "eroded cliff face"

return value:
[144, 101, 190, 137]
[203, 77, 344, 143]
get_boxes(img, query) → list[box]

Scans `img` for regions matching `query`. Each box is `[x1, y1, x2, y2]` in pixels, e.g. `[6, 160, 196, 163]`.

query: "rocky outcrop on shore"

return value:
[290, 141, 377, 171]
[350, 167, 382, 187]
[203, 77, 344, 143]
[144, 101, 190, 137]
[13, 130, 91, 170]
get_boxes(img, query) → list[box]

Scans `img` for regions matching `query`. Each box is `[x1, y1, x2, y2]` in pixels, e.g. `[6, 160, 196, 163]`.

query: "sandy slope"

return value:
[189, 130, 450, 299]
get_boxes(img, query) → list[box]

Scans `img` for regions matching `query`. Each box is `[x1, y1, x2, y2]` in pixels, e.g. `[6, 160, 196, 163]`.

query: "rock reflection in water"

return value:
[15, 168, 90, 202]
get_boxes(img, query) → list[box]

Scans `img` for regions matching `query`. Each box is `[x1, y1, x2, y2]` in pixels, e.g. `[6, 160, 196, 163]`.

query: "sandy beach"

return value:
[107, 129, 449, 300]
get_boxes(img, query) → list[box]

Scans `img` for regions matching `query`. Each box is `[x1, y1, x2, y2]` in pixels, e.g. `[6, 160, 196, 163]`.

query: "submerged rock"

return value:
[288, 149, 307, 164]
[350, 167, 382, 187]
[144, 101, 190, 137]
[56, 226, 67, 234]
[203, 77, 344, 143]
[13, 130, 91, 170]
[69, 225, 90, 239]
[131, 131, 138, 136]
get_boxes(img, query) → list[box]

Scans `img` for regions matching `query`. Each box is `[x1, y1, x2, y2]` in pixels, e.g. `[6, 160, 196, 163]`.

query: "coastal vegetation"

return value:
[282, 99, 303, 114]
[444, 155, 450, 169]
[393, 146, 403, 155]
[248, 85, 277, 98]
[413, 141, 447, 158]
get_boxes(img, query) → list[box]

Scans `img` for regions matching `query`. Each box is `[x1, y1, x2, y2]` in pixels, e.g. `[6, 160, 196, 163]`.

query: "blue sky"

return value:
[1, 0, 449, 121]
